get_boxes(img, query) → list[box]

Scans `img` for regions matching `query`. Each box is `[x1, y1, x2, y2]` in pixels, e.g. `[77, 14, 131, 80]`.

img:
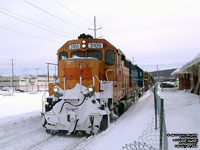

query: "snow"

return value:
[159, 89, 200, 150]
[77, 91, 155, 150]
[0, 91, 44, 124]
[0, 88, 199, 150]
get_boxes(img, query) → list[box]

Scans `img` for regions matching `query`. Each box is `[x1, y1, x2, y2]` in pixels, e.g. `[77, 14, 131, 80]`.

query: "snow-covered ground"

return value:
[0, 91, 43, 123]
[159, 88, 200, 150]
[0, 88, 199, 150]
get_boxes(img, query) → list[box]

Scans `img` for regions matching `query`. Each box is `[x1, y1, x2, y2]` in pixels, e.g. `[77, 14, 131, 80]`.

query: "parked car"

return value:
[160, 81, 176, 88]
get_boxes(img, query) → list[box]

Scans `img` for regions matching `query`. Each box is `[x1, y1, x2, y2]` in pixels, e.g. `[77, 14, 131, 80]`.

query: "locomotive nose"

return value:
[59, 58, 100, 92]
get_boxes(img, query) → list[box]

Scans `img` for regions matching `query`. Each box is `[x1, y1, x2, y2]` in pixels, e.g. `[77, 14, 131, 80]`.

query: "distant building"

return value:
[0, 75, 55, 92]
[172, 53, 200, 95]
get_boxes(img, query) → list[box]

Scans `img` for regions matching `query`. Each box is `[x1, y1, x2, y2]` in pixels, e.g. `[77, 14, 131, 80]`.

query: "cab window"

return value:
[106, 50, 115, 65]
[71, 52, 85, 57]
[88, 51, 102, 60]
[59, 51, 68, 60]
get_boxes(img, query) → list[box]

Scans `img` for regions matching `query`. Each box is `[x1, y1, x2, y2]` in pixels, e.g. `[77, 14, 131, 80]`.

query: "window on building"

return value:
[59, 51, 68, 60]
[3, 80, 10, 82]
[71, 52, 85, 57]
[88, 51, 102, 60]
[106, 50, 115, 65]
[38, 80, 47, 82]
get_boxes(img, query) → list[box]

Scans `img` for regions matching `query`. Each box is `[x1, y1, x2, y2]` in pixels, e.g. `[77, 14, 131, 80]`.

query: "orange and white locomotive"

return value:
[42, 34, 137, 135]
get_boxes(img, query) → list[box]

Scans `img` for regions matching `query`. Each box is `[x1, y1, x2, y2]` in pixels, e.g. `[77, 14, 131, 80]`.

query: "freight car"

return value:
[144, 71, 155, 91]
[42, 34, 142, 135]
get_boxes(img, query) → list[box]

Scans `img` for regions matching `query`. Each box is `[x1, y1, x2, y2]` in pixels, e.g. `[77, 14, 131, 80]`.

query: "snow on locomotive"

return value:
[42, 34, 140, 135]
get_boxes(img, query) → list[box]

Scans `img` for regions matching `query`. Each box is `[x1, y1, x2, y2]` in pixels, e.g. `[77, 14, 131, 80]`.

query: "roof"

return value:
[172, 53, 200, 75]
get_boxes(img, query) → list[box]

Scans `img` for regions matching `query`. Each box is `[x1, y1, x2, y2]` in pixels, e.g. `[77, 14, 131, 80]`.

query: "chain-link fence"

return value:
[122, 83, 168, 150]
[153, 83, 168, 150]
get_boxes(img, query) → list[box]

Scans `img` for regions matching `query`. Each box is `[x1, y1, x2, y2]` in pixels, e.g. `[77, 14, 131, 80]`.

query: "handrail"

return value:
[105, 69, 115, 81]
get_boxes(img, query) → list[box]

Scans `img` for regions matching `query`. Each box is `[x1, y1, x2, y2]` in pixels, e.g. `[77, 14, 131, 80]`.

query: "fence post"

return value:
[159, 98, 164, 150]
[163, 116, 168, 150]
[154, 84, 158, 129]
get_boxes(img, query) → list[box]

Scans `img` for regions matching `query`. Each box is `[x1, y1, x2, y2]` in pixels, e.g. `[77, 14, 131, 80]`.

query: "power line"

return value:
[54, 0, 90, 23]
[0, 25, 62, 44]
[24, 0, 84, 31]
[0, 6, 75, 37]
[0, 10, 72, 39]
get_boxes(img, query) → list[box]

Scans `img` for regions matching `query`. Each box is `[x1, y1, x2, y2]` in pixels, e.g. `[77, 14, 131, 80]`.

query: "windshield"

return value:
[59, 51, 68, 60]
[88, 51, 102, 60]
[71, 52, 85, 57]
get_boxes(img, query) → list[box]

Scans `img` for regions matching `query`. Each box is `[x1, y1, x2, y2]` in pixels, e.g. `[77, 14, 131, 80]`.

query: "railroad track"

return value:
[28, 135, 56, 150]
[64, 137, 88, 150]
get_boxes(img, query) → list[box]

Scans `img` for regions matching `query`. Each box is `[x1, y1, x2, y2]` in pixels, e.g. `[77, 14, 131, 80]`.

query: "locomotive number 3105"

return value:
[88, 43, 103, 49]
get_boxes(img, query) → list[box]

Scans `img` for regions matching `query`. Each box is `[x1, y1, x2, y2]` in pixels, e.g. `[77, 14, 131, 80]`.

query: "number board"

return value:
[69, 44, 80, 50]
[88, 43, 103, 49]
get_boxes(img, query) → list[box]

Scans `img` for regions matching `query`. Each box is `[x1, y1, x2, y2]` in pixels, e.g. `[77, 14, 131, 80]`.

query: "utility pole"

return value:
[35, 68, 39, 91]
[46, 62, 57, 82]
[88, 16, 102, 38]
[11, 59, 14, 92]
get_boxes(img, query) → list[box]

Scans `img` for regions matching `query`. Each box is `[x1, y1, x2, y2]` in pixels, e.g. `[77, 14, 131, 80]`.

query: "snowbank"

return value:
[0, 92, 43, 124]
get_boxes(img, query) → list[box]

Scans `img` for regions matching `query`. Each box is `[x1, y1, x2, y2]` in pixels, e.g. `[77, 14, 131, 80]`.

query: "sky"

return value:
[0, 0, 200, 76]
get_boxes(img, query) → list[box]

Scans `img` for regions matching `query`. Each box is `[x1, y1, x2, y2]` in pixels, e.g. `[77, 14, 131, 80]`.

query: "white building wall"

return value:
[0, 76, 55, 92]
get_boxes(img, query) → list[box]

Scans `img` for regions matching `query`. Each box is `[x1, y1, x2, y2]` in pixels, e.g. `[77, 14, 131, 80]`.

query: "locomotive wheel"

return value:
[99, 115, 109, 131]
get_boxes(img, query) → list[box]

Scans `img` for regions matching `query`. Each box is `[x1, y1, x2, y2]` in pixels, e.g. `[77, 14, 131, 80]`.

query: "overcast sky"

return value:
[0, 0, 200, 76]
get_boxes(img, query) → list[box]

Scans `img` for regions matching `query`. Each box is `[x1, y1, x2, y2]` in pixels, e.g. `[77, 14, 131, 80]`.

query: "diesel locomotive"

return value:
[42, 34, 148, 135]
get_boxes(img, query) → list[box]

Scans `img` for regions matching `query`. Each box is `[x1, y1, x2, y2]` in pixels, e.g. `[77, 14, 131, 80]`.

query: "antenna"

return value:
[88, 16, 102, 38]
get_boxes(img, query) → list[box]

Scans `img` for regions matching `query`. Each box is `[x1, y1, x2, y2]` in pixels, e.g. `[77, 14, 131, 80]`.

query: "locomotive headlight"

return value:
[53, 87, 59, 93]
[82, 40, 86, 44]
[86, 86, 95, 97]
[88, 86, 94, 93]
[82, 43, 86, 49]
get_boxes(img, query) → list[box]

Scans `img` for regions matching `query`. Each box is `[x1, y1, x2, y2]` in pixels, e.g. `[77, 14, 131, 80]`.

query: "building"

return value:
[172, 53, 200, 95]
[0, 75, 55, 92]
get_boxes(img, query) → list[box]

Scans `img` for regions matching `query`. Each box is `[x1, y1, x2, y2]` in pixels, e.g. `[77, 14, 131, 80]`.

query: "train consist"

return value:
[42, 34, 154, 135]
